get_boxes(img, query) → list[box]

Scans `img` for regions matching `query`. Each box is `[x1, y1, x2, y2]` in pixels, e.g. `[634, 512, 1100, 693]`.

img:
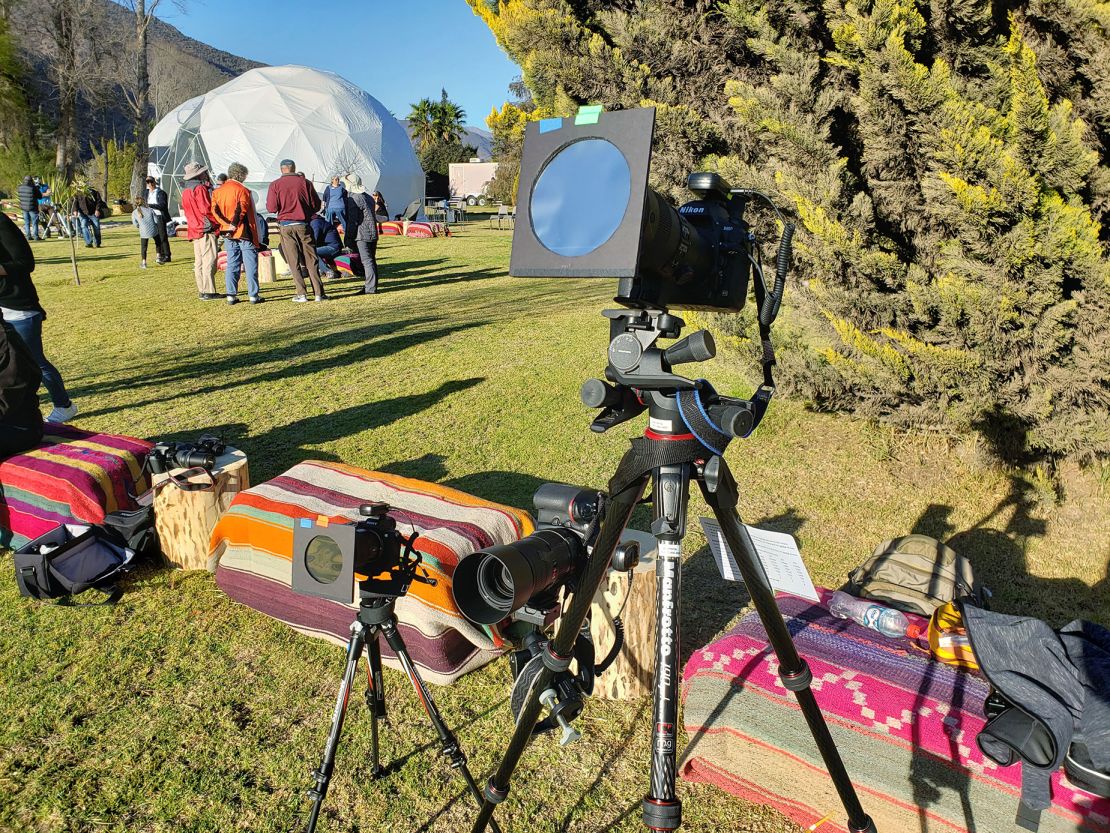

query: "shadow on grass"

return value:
[66, 316, 439, 396]
[76, 321, 487, 421]
[376, 453, 551, 513]
[158, 379, 486, 482]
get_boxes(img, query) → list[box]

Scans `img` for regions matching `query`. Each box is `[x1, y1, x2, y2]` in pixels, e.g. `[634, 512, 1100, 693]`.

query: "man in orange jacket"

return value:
[211, 162, 263, 305]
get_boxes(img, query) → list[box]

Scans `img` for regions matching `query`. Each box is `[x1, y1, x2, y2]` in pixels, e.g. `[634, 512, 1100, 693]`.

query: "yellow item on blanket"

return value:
[927, 600, 979, 670]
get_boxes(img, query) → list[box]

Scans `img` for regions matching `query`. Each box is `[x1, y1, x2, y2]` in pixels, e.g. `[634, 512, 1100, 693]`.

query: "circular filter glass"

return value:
[531, 138, 631, 257]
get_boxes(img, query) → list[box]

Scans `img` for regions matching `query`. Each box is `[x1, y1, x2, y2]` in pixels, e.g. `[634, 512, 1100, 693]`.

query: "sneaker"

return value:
[314, 294, 328, 302]
[198, 293, 218, 301]
[249, 295, 264, 304]
[291, 295, 308, 303]
[226, 295, 238, 305]
[140, 260, 147, 269]
[46, 403, 78, 424]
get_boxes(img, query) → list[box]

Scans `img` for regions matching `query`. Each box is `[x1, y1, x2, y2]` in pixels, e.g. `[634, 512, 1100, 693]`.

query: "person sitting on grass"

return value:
[372, 190, 389, 221]
[131, 196, 159, 269]
[212, 162, 263, 305]
[309, 213, 342, 279]
[322, 175, 347, 228]
[0, 212, 77, 424]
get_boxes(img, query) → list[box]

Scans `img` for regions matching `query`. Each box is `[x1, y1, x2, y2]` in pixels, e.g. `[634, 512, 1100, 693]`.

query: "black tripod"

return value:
[304, 593, 500, 833]
[471, 309, 876, 833]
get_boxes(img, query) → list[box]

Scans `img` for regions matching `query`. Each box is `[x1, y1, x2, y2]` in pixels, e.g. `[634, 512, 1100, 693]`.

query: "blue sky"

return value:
[158, 1, 520, 130]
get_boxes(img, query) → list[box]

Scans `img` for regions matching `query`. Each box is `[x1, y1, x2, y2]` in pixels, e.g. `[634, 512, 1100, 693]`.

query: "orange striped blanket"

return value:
[208, 460, 534, 685]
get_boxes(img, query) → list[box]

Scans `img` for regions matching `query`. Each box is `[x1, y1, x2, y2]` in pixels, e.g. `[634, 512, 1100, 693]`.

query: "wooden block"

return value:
[590, 529, 658, 701]
[153, 448, 250, 571]
[257, 251, 275, 283]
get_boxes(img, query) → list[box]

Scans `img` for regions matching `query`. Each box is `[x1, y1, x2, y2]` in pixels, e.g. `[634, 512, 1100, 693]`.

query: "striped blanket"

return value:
[208, 461, 535, 686]
[681, 589, 1110, 833]
[0, 424, 152, 550]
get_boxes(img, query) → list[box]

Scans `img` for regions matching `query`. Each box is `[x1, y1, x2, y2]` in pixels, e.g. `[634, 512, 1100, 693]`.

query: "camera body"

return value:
[291, 502, 419, 604]
[147, 434, 225, 475]
[618, 174, 752, 311]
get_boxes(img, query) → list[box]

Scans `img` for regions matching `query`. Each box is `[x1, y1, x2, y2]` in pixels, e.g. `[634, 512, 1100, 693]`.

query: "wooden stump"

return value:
[153, 448, 250, 571]
[590, 528, 658, 701]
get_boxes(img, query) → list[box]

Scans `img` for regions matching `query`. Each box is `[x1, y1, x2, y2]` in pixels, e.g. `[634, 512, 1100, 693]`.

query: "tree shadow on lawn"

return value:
[158, 378, 486, 483]
[912, 477, 1107, 625]
[76, 320, 487, 421]
[383, 267, 504, 292]
[67, 316, 439, 395]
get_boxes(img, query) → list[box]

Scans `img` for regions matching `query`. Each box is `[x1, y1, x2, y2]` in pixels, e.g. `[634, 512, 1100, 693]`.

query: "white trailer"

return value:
[448, 161, 499, 205]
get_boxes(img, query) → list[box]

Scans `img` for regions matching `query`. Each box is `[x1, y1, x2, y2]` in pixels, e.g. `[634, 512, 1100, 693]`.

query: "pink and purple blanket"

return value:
[681, 589, 1110, 833]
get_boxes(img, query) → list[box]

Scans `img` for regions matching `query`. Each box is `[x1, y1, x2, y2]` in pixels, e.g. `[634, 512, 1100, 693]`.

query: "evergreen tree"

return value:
[470, 0, 1110, 460]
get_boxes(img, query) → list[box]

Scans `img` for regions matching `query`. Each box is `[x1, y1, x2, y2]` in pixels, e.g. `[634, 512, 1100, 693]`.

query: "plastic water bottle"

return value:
[828, 590, 914, 638]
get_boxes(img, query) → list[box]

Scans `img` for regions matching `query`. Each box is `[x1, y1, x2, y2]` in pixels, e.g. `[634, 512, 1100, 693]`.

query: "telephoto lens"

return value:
[174, 447, 216, 470]
[453, 528, 585, 626]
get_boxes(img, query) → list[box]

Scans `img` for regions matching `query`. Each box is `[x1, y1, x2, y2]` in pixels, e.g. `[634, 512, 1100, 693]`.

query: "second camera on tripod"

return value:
[452, 482, 639, 628]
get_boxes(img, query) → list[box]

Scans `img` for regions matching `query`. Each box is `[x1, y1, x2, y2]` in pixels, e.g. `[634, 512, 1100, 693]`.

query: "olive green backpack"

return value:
[845, 534, 989, 617]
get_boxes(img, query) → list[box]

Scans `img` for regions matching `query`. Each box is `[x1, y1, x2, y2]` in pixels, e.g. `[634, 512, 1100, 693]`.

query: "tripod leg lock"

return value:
[779, 661, 813, 692]
[542, 644, 573, 673]
[642, 796, 682, 831]
[484, 779, 510, 805]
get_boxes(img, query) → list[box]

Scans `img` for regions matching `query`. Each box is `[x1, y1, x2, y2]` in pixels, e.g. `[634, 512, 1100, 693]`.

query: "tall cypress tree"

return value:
[471, 0, 1110, 460]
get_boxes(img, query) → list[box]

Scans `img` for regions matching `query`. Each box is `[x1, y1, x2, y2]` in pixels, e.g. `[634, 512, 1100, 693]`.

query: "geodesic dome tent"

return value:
[148, 65, 424, 218]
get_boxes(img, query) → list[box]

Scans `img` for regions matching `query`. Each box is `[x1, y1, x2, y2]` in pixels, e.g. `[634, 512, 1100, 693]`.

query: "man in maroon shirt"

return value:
[180, 162, 221, 300]
[265, 159, 326, 302]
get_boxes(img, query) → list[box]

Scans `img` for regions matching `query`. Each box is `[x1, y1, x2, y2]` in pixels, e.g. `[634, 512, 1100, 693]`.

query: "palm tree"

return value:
[407, 98, 437, 151]
[432, 89, 466, 145]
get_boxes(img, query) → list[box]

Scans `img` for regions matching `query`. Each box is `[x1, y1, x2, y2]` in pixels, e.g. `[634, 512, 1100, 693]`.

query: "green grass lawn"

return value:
[2, 222, 1107, 833]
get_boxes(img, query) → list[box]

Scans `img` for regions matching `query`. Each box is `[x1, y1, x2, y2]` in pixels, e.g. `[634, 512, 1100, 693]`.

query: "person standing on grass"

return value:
[71, 182, 104, 248]
[372, 190, 389, 221]
[0, 212, 77, 424]
[322, 175, 347, 228]
[17, 176, 41, 241]
[309, 213, 341, 279]
[180, 162, 221, 301]
[343, 174, 379, 295]
[131, 196, 159, 269]
[212, 162, 263, 305]
[144, 176, 172, 264]
[266, 159, 326, 303]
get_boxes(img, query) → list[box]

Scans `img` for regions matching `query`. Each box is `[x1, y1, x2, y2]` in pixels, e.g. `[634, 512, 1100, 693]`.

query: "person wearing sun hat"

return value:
[180, 161, 221, 300]
[342, 174, 379, 294]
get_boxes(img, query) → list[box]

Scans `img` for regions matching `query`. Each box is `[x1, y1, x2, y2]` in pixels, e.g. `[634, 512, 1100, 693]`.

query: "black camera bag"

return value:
[100, 504, 159, 558]
[14, 524, 136, 603]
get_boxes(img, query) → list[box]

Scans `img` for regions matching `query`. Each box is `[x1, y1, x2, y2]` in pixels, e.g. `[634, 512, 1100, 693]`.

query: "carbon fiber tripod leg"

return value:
[699, 456, 877, 833]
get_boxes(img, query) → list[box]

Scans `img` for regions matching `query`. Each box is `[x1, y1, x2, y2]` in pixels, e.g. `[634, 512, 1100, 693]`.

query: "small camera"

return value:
[291, 502, 425, 604]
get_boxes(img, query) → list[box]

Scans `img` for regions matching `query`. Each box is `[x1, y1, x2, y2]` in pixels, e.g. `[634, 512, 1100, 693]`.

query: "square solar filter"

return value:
[509, 107, 656, 278]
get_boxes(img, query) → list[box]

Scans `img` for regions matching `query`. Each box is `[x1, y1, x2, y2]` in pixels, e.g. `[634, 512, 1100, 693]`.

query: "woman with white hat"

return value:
[342, 174, 379, 295]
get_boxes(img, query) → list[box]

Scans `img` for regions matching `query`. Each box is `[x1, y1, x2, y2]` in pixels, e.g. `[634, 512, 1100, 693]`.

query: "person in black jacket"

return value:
[17, 176, 41, 241]
[145, 176, 172, 263]
[343, 175, 379, 294]
[0, 213, 77, 423]
[0, 320, 43, 456]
